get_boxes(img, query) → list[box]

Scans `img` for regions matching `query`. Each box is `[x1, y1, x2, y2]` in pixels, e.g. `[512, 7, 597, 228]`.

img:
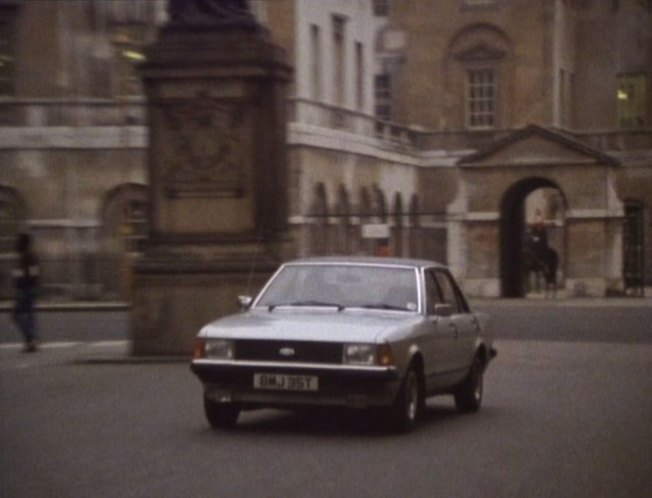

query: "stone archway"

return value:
[500, 177, 566, 297]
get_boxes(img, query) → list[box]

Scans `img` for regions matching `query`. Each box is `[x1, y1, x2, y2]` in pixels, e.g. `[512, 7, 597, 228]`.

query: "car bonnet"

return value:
[199, 309, 421, 344]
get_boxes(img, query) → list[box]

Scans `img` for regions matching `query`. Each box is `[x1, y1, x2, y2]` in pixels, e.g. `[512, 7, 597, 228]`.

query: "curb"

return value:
[73, 356, 189, 365]
[470, 297, 652, 308]
[0, 302, 131, 312]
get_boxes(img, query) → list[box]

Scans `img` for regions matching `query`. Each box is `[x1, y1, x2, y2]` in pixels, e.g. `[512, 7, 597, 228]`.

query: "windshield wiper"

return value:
[268, 301, 345, 311]
[357, 303, 408, 311]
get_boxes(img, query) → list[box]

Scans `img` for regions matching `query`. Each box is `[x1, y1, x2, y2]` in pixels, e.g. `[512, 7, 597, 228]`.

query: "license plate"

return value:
[253, 373, 318, 392]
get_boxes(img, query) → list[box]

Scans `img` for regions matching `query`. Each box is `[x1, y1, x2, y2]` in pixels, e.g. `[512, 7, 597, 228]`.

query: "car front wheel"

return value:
[203, 395, 240, 430]
[454, 355, 484, 413]
[388, 365, 421, 433]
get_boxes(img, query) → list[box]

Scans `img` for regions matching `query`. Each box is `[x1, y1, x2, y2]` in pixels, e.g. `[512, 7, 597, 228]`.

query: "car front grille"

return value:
[234, 340, 343, 364]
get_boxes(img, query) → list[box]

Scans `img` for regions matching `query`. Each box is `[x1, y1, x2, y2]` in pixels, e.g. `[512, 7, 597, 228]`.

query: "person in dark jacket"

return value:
[12, 233, 39, 352]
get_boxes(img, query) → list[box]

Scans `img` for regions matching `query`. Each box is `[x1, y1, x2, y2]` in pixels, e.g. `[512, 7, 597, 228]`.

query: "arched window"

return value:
[393, 192, 404, 228]
[359, 187, 371, 223]
[372, 185, 387, 222]
[309, 182, 329, 218]
[409, 194, 420, 227]
[309, 183, 329, 255]
[393, 192, 405, 257]
[335, 185, 351, 254]
[102, 183, 149, 254]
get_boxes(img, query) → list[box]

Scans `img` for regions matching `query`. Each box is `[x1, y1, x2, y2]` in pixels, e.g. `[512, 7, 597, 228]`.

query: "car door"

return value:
[420, 269, 459, 392]
[433, 270, 477, 372]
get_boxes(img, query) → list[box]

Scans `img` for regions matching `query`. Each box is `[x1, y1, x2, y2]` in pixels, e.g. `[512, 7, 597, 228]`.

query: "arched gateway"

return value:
[455, 125, 624, 298]
[499, 177, 566, 298]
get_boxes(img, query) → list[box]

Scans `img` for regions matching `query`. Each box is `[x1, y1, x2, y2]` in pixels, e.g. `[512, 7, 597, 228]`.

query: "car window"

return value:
[424, 270, 443, 315]
[256, 264, 419, 311]
[433, 271, 470, 314]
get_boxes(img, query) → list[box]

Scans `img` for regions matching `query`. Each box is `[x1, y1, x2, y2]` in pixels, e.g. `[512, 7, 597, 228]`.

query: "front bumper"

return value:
[190, 359, 400, 409]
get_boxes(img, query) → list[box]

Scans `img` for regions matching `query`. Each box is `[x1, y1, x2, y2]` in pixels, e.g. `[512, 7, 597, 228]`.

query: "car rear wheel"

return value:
[388, 366, 421, 433]
[203, 395, 240, 430]
[454, 354, 484, 413]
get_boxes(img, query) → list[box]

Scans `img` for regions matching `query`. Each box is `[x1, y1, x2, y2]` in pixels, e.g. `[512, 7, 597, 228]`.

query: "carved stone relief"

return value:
[159, 92, 250, 197]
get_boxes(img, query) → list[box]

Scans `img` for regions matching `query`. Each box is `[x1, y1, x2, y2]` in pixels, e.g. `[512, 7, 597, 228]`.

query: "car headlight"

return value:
[343, 343, 394, 366]
[194, 338, 234, 360]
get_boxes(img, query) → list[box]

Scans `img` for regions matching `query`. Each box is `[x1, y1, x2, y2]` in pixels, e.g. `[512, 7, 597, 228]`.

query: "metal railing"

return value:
[0, 97, 148, 127]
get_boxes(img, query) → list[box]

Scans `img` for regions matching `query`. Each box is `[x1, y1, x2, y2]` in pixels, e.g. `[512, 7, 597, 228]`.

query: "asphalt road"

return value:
[1, 338, 651, 498]
[1, 301, 651, 497]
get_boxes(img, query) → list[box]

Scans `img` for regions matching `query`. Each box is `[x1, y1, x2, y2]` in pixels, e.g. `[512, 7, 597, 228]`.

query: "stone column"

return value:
[131, 5, 294, 355]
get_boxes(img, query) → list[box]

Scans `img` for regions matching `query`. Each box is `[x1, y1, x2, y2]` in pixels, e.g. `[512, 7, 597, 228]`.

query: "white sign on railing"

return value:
[361, 223, 390, 239]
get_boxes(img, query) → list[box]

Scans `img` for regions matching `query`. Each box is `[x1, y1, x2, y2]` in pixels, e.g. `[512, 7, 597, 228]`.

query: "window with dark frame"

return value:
[355, 41, 364, 110]
[332, 15, 346, 108]
[310, 24, 322, 101]
[375, 73, 392, 121]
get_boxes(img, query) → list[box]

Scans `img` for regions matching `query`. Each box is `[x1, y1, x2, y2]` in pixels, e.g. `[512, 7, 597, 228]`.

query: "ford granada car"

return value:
[191, 257, 496, 432]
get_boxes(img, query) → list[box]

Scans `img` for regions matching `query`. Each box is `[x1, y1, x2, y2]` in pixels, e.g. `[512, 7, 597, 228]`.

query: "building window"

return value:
[375, 74, 392, 121]
[105, 0, 163, 97]
[355, 42, 364, 111]
[467, 68, 496, 128]
[0, 186, 23, 254]
[103, 184, 149, 254]
[559, 68, 573, 128]
[567, 72, 574, 128]
[310, 24, 322, 101]
[332, 15, 346, 108]
[112, 25, 148, 97]
[0, 5, 16, 97]
[463, 0, 496, 6]
[618, 73, 647, 129]
[372, 0, 390, 16]
[121, 198, 148, 253]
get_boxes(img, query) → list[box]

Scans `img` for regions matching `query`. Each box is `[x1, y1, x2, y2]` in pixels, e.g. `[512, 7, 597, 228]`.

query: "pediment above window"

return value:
[455, 42, 506, 62]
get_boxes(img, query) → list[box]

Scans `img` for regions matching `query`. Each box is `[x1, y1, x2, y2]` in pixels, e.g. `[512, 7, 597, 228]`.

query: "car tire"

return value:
[454, 354, 484, 413]
[203, 395, 240, 430]
[388, 365, 421, 433]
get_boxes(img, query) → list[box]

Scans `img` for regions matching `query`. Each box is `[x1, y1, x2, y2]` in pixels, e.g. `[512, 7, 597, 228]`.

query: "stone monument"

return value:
[131, 0, 294, 355]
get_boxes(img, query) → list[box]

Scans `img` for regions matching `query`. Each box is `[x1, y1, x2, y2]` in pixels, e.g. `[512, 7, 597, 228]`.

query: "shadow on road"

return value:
[194, 401, 476, 438]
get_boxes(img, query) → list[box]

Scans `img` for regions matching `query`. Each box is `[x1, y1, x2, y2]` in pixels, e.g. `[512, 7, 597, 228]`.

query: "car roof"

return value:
[282, 256, 448, 270]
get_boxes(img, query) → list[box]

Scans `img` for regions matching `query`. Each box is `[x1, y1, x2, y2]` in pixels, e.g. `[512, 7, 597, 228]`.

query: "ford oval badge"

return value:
[279, 347, 295, 357]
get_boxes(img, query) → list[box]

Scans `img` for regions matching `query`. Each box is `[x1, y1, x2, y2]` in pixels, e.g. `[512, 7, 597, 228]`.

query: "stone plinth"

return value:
[131, 25, 294, 355]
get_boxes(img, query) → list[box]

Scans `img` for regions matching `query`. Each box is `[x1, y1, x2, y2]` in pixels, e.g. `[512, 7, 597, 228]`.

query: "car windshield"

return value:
[256, 264, 419, 312]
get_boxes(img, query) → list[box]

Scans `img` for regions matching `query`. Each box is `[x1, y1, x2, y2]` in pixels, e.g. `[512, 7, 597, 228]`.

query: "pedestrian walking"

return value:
[12, 232, 40, 352]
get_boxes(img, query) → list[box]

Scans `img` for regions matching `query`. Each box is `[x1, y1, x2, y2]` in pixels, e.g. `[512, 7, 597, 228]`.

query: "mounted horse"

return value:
[523, 228, 558, 297]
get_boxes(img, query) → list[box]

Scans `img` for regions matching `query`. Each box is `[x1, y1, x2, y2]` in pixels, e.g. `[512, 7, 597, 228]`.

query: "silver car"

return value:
[191, 257, 496, 432]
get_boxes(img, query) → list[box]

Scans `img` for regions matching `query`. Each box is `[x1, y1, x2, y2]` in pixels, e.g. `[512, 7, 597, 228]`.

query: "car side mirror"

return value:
[237, 295, 253, 310]
[433, 303, 453, 317]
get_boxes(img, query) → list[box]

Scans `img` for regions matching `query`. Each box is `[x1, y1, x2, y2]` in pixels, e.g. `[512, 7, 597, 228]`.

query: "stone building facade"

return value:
[1, 0, 651, 300]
